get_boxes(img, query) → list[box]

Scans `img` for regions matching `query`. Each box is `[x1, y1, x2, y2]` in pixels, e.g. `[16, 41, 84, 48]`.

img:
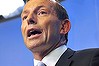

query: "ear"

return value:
[60, 19, 71, 34]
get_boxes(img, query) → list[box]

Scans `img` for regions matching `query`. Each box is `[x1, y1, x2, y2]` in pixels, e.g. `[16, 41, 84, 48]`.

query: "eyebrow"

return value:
[21, 10, 28, 17]
[21, 5, 48, 16]
[34, 5, 46, 12]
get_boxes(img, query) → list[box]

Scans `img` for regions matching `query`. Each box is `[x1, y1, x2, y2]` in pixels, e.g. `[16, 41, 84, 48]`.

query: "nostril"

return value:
[30, 20, 34, 24]
[28, 18, 36, 24]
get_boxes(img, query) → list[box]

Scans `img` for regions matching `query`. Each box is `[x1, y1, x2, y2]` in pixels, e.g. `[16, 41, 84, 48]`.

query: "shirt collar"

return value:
[34, 45, 67, 66]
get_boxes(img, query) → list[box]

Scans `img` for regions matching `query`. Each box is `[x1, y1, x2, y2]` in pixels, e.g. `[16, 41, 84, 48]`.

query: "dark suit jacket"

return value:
[55, 48, 99, 66]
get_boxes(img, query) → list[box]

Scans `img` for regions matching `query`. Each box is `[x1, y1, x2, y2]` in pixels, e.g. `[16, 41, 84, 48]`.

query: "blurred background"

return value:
[0, 0, 99, 66]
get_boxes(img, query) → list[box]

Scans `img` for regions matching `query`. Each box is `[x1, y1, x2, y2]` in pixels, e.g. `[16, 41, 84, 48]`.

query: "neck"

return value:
[32, 44, 61, 61]
[33, 52, 44, 61]
[32, 37, 66, 61]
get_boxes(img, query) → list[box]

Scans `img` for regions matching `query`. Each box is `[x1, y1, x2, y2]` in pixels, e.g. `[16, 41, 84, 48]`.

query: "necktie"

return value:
[36, 62, 46, 66]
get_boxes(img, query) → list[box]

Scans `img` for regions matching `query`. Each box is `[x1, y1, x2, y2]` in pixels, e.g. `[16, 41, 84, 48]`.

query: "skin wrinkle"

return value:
[21, 0, 70, 60]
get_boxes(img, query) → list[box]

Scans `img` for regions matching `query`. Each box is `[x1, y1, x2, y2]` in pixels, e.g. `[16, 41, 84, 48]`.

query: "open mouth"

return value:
[27, 28, 42, 38]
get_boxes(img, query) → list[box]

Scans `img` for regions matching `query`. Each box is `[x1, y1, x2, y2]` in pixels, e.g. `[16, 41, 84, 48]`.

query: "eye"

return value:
[38, 10, 48, 16]
[22, 16, 27, 21]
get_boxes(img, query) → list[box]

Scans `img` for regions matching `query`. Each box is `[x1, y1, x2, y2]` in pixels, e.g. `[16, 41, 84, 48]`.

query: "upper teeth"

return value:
[28, 29, 42, 37]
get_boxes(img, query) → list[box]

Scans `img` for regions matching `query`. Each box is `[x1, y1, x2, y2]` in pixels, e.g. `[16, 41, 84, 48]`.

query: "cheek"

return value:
[21, 22, 27, 38]
[46, 24, 61, 45]
[43, 19, 61, 42]
[50, 22, 61, 37]
[21, 24, 24, 36]
[21, 23, 28, 45]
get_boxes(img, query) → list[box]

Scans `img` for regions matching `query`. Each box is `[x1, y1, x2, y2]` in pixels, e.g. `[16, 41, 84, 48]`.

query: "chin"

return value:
[26, 41, 42, 49]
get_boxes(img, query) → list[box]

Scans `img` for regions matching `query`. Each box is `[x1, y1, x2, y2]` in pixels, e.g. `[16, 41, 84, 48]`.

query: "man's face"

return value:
[21, 0, 62, 52]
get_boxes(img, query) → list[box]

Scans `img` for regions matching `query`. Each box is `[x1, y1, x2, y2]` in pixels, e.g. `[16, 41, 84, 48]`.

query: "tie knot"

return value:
[36, 62, 46, 66]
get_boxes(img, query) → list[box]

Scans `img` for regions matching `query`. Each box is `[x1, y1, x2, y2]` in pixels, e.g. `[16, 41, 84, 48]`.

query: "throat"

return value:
[33, 52, 45, 61]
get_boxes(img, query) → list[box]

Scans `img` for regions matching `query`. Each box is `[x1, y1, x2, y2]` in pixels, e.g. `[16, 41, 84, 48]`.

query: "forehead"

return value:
[24, 0, 54, 10]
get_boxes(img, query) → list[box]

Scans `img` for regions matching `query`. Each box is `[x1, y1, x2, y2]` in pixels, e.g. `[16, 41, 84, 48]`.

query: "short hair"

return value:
[54, 3, 69, 20]
[26, 0, 29, 2]
[53, 3, 69, 43]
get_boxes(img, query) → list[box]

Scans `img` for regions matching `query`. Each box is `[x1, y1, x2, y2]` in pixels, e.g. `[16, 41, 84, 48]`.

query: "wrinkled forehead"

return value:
[26, 0, 56, 3]
[24, 0, 55, 10]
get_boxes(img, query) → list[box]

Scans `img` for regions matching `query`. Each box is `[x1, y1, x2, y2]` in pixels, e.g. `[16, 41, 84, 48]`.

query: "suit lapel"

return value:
[55, 48, 75, 66]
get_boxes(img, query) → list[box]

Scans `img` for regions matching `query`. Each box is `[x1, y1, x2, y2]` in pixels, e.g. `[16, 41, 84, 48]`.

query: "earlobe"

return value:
[60, 19, 71, 34]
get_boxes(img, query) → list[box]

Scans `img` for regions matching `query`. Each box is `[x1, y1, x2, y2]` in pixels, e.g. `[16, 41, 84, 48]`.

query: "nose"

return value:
[28, 18, 36, 24]
[27, 13, 37, 25]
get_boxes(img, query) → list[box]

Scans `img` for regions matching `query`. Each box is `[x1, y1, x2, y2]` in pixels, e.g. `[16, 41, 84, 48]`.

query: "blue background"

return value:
[0, 0, 99, 66]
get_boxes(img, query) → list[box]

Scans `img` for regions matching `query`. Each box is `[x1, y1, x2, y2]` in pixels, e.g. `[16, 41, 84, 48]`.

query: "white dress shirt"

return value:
[34, 45, 67, 66]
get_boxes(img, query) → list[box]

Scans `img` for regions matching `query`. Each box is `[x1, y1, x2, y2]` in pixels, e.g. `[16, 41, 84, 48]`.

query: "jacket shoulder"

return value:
[74, 48, 99, 57]
[71, 48, 99, 66]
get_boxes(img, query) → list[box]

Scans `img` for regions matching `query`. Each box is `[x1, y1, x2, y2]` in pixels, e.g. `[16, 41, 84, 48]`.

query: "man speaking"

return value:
[21, 0, 99, 66]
